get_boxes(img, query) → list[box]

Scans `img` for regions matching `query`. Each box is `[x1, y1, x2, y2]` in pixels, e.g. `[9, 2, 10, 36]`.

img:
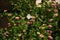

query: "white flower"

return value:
[53, 13, 58, 17]
[26, 14, 31, 19]
[36, 0, 41, 7]
[36, 0, 41, 5]
[56, 0, 60, 4]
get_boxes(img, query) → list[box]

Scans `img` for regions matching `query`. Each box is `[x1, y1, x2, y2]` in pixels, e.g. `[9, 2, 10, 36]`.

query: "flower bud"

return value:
[23, 30, 26, 33]
[37, 32, 40, 35]
[15, 16, 20, 20]
[8, 23, 11, 27]
[4, 10, 7, 12]
[39, 34, 44, 38]
[48, 9, 51, 12]
[54, 9, 58, 13]
[14, 4, 17, 6]
[53, 13, 58, 17]
[27, 21, 32, 25]
[49, 19, 54, 22]
[18, 34, 22, 37]
[31, 16, 35, 19]
[3, 32, 8, 37]
[48, 36, 53, 40]
[7, 13, 12, 16]
[48, 24, 53, 28]
[52, 3, 56, 7]
[30, 19, 35, 22]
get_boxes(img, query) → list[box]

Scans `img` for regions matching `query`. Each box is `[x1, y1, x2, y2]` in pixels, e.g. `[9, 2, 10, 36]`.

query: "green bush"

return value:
[0, 0, 60, 40]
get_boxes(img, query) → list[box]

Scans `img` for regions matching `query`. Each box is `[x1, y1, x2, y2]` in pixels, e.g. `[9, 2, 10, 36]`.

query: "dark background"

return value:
[0, 0, 11, 12]
[0, 0, 11, 28]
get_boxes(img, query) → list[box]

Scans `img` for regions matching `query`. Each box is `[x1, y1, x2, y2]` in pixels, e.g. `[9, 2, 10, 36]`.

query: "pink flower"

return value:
[48, 24, 53, 28]
[52, 3, 56, 7]
[48, 36, 53, 40]
[54, 9, 58, 13]
[30, 19, 35, 22]
[46, 30, 50, 33]
[3, 32, 8, 37]
[48, 9, 51, 12]
[27, 21, 32, 25]
[8, 23, 11, 27]
[46, 30, 52, 35]
[49, 19, 54, 22]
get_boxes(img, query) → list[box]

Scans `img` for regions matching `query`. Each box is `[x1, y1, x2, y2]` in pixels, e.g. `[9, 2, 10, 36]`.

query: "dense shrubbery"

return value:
[0, 0, 60, 40]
